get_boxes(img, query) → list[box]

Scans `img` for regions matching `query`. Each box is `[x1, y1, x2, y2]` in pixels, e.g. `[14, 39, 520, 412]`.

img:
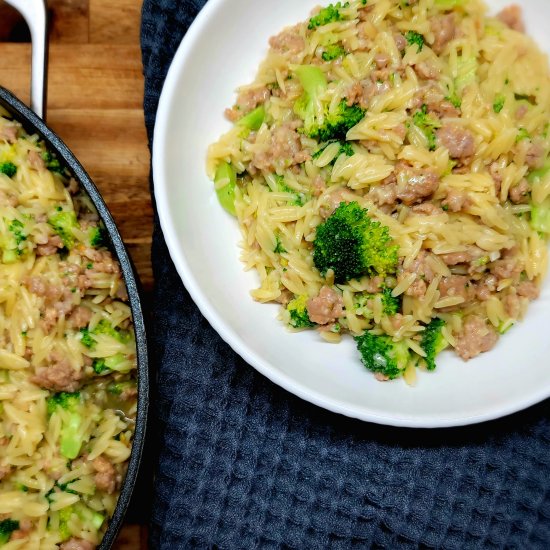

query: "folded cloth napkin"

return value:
[141, 2, 550, 548]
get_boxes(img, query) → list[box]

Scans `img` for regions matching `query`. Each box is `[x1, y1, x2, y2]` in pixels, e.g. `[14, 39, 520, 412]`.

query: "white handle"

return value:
[5, 0, 48, 119]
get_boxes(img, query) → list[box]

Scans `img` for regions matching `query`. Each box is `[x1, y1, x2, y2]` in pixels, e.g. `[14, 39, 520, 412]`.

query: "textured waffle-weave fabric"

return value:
[141, 2, 550, 548]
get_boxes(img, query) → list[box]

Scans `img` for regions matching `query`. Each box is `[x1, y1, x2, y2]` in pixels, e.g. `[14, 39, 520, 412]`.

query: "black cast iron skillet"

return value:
[0, 84, 149, 550]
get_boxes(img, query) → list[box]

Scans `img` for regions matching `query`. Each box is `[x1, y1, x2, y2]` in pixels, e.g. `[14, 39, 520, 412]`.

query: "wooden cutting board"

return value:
[0, 0, 153, 292]
[0, 0, 151, 547]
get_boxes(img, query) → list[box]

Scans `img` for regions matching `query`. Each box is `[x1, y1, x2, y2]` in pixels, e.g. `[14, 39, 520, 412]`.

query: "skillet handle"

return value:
[5, 0, 48, 120]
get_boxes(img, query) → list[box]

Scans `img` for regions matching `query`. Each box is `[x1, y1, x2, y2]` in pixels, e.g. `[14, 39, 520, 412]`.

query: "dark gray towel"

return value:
[141, 1, 550, 548]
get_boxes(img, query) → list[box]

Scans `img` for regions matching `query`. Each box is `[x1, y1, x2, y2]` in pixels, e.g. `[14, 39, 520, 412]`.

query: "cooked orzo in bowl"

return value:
[207, 0, 550, 384]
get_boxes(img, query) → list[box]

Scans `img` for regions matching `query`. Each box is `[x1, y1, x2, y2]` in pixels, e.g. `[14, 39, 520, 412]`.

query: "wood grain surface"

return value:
[0, 0, 153, 291]
[0, 0, 151, 547]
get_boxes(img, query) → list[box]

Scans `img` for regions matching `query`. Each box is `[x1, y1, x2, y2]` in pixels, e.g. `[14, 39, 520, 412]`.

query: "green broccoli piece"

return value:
[405, 31, 425, 52]
[516, 127, 530, 142]
[214, 162, 237, 216]
[273, 235, 287, 254]
[0, 162, 17, 178]
[89, 225, 107, 248]
[0, 519, 19, 544]
[355, 288, 400, 317]
[322, 44, 346, 61]
[308, 2, 349, 29]
[493, 94, 505, 113]
[531, 197, 550, 233]
[275, 175, 307, 206]
[419, 317, 448, 371]
[286, 295, 316, 329]
[309, 100, 365, 142]
[237, 105, 265, 131]
[76, 505, 104, 530]
[58, 506, 74, 540]
[313, 201, 399, 283]
[106, 381, 134, 396]
[102, 353, 130, 373]
[455, 54, 478, 91]
[46, 392, 84, 460]
[354, 332, 412, 379]
[79, 327, 95, 348]
[80, 320, 130, 350]
[56, 480, 79, 495]
[41, 151, 64, 173]
[528, 161, 550, 232]
[413, 104, 441, 151]
[8, 219, 26, 250]
[380, 287, 400, 316]
[92, 358, 109, 375]
[48, 210, 79, 249]
[445, 91, 462, 109]
[312, 140, 354, 163]
[293, 66, 365, 142]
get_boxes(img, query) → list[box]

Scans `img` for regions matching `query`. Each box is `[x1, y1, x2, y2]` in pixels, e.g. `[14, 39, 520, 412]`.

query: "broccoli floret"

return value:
[107, 381, 134, 396]
[419, 318, 448, 371]
[214, 161, 237, 216]
[46, 391, 80, 415]
[412, 104, 441, 151]
[309, 100, 365, 142]
[455, 54, 478, 91]
[273, 235, 287, 254]
[531, 197, 550, 233]
[102, 353, 131, 373]
[355, 287, 400, 317]
[58, 506, 74, 540]
[3, 219, 27, 261]
[8, 219, 26, 249]
[95, 319, 130, 342]
[0, 519, 19, 544]
[308, 2, 349, 29]
[354, 332, 412, 379]
[287, 295, 316, 329]
[312, 140, 354, 163]
[322, 44, 346, 61]
[46, 392, 84, 460]
[493, 94, 505, 113]
[89, 225, 107, 248]
[516, 127, 530, 143]
[48, 210, 79, 249]
[313, 201, 399, 283]
[275, 175, 307, 206]
[380, 287, 400, 315]
[80, 319, 131, 350]
[79, 327, 95, 348]
[405, 31, 425, 52]
[237, 105, 265, 131]
[528, 162, 550, 232]
[0, 162, 17, 178]
[293, 66, 365, 142]
[92, 358, 109, 375]
[41, 151, 64, 173]
[445, 91, 462, 109]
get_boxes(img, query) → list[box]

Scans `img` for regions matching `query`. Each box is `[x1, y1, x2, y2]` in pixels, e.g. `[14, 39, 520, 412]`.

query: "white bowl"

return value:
[153, 0, 550, 427]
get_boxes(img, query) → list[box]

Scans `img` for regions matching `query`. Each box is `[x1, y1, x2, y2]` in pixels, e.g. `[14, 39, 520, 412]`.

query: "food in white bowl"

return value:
[207, 0, 550, 385]
[0, 111, 137, 548]
[154, 0, 550, 426]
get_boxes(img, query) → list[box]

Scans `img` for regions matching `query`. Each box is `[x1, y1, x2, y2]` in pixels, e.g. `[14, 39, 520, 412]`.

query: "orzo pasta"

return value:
[207, 0, 550, 384]
[0, 108, 137, 548]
